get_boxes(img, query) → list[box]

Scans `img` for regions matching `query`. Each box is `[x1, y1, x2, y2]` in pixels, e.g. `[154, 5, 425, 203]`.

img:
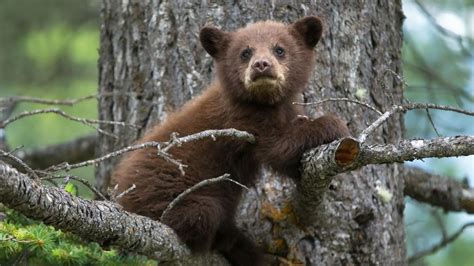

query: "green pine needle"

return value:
[0, 207, 156, 265]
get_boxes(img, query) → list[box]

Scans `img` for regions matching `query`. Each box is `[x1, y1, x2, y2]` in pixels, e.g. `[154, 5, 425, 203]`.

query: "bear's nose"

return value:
[252, 59, 272, 72]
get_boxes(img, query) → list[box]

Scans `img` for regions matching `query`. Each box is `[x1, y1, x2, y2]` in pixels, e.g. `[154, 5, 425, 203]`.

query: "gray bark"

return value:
[0, 162, 228, 266]
[97, 0, 406, 264]
[297, 136, 474, 222]
[403, 167, 474, 214]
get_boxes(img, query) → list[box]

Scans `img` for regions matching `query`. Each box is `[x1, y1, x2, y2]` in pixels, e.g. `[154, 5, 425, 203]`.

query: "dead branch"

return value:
[404, 37, 472, 104]
[2, 146, 105, 199]
[359, 103, 474, 142]
[47, 129, 255, 173]
[408, 222, 474, 263]
[160, 174, 248, 221]
[0, 108, 138, 129]
[424, 108, 441, 137]
[41, 175, 107, 201]
[0, 162, 228, 265]
[430, 209, 448, 240]
[0, 92, 143, 106]
[296, 100, 473, 219]
[413, 0, 473, 57]
[0, 149, 38, 179]
[293, 98, 383, 115]
[0, 108, 139, 139]
[0, 94, 97, 106]
[161, 129, 256, 153]
[402, 167, 474, 214]
[296, 135, 474, 221]
[0, 108, 139, 128]
[114, 184, 136, 201]
[14, 134, 97, 170]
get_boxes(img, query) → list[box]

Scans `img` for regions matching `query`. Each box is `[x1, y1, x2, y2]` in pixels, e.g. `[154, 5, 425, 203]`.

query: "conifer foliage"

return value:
[0, 205, 155, 265]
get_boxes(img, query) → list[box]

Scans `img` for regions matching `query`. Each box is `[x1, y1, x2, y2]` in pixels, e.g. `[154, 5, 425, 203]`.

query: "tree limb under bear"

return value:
[1, 134, 474, 263]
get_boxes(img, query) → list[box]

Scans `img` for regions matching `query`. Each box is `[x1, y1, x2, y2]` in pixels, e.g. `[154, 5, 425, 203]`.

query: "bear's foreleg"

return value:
[162, 195, 224, 253]
[257, 114, 350, 179]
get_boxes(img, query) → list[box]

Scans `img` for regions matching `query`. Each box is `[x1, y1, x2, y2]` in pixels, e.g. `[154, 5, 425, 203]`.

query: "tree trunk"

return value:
[97, 0, 406, 264]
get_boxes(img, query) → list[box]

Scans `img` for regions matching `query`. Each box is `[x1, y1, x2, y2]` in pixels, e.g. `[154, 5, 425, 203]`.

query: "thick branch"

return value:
[402, 167, 474, 214]
[0, 162, 227, 265]
[296, 136, 474, 219]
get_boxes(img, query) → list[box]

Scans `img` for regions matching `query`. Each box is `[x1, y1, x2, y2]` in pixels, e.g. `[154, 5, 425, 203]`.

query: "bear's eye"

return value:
[274, 46, 285, 57]
[240, 48, 252, 61]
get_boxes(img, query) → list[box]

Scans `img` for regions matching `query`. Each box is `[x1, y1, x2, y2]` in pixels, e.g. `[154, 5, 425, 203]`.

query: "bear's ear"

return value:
[290, 16, 323, 48]
[200, 26, 229, 59]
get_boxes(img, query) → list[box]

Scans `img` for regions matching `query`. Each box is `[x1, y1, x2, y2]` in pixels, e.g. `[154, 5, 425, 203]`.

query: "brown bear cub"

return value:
[113, 16, 349, 265]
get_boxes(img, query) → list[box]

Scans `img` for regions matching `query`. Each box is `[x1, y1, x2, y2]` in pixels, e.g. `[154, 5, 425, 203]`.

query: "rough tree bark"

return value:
[97, 0, 405, 264]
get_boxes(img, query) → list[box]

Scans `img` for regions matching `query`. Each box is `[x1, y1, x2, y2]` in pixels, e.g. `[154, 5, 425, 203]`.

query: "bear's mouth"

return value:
[248, 77, 278, 89]
[250, 72, 277, 82]
[245, 70, 284, 91]
[243, 66, 285, 96]
[242, 70, 285, 105]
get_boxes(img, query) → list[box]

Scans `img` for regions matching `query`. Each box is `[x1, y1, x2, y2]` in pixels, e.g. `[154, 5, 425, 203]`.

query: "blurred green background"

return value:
[0, 0, 473, 265]
[402, 1, 474, 266]
[0, 0, 100, 198]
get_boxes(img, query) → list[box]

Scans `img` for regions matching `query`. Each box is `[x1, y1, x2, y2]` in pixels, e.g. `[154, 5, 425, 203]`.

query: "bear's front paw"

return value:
[311, 115, 350, 144]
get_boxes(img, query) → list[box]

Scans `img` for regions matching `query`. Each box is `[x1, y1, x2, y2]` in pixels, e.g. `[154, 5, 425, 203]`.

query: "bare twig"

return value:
[0, 108, 139, 139]
[161, 129, 256, 153]
[0, 149, 38, 179]
[430, 209, 447, 240]
[425, 108, 441, 137]
[0, 92, 144, 106]
[40, 175, 107, 201]
[404, 37, 472, 104]
[383, 69, 408, 89]
[413, 0, 473, 56]
[293, 98, 383, 115]
[408, 222, 474, 263]
[160, 174, 248, 221]
[1, 108, 138, 129]
[115, 184, 136, 201]
[48, 129, 255, 173]
[45, 141, 167, 172]
[359, 103, 474, 142]
[0, 94, 97, 106]
[16, 135, 97, 170]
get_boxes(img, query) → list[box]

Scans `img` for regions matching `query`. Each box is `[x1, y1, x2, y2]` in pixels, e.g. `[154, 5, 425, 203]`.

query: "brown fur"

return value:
[112, 16, 349, 266]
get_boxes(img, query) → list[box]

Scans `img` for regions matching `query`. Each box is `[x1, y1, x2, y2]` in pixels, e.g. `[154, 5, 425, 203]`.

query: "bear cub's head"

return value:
[200, 16, 323, 105]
